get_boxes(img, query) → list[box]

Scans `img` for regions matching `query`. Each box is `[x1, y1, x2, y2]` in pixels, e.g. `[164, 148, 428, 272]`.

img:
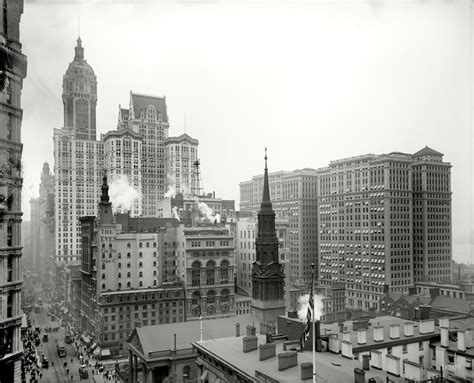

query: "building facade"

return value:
[240, 168, 318, 286]
[318, 148, 452, 311]
[54, 38, 104, 264]
[412, 147, 452, 283]
[177, 225, 236, 320]
[118, 92, 170, 216]
[0, 1, 27, 380]
[102, 128, 143, 217]
[164, 133, 199, 196]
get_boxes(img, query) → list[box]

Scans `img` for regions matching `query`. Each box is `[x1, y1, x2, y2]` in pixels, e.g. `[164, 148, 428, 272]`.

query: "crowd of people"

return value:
[21, 328, 42, 383]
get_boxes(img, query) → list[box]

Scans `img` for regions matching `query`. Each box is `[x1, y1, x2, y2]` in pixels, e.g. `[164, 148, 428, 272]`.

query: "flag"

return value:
[300, 287, 314, 348]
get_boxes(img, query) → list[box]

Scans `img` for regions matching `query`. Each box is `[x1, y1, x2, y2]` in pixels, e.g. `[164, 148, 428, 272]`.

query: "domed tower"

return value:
[62, 37, 97, 140]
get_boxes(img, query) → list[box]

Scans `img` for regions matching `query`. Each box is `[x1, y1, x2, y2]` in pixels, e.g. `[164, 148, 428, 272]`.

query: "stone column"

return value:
[133, 355, 138, 383]
[128, 351, 133, 383]
[142, 362, 147, 383]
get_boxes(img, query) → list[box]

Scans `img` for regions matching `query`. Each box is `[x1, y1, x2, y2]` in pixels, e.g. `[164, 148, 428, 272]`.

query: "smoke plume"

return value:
[297, 293, 324, 322]
[109, 175, 140, 212]
[164, 185, 176, 199]
[198, 202, 214, 221]
[172, 206, 180, 221]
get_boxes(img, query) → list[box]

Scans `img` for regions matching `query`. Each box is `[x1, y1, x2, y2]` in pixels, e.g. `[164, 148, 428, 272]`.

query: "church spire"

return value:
[100, 174, 110, 205]
[98, 173, 113, 224]
[74, 36, 84, 61]
[261, 147, 272, 209]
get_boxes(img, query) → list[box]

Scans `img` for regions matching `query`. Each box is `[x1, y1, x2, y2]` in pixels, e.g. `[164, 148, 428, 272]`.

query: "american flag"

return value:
[300, 286, 314, 348]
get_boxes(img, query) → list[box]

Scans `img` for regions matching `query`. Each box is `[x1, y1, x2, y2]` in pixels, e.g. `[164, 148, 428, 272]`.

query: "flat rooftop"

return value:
[194, 334, 394, 383]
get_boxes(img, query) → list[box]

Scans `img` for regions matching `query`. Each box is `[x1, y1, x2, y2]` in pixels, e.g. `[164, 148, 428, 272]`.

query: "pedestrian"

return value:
[71, 358, 73, 363]
[66, 368, 69, 375]
[71, 375, 73, 381]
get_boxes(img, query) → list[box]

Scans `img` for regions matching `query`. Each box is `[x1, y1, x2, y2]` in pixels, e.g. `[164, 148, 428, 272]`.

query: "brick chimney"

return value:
[357, 329, 367, 345]
[373, 326, 384, 342]
[419, 319, 435, 334]
[390, 324, 400, 339]
[440, 327, 449, 348]
[404, 322, 414, 337]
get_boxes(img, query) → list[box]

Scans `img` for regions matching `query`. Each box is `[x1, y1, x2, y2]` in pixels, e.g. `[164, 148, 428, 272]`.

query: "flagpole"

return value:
[311, 262, 316, 383]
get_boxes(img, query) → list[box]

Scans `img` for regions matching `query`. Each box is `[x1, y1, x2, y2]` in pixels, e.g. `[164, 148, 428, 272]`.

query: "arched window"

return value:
[127, 272, 131, 278]
[183, 366, 191, 379]
[207, 290, 216, 305]
[192, 261, 201, 287]
[118, 273, 122, 278]
[118, 283, 121, 289]
[127, 243, 131, 248]
[118, 263, 122, 268]
[102, 264, 105, 270]
[102, 273, 106, 279]
[220, 259, 229, 283]
[206, 260, 215, 285]
[127, 282, 131, 288]
[139, 242, 143, 248]
[192, 291, 200, 305]
[221, 289, 229, 303]
[101, 283, 106, 289]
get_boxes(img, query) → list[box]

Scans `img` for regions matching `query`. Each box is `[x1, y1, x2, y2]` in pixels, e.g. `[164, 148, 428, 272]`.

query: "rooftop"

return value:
[194, 334, 393, 383]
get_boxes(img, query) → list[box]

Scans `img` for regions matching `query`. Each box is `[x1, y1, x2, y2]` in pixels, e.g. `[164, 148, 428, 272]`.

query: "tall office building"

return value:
[54, 38, 104, 264]
[412, 147, 452, 283]
[318, 148, 451, 311]
[102, 129, 143, 216]
[0, 1, 27, 380]
[240, 168, 318, 285]
[118, 92, 170, 216]
[164, 133, 199, 196]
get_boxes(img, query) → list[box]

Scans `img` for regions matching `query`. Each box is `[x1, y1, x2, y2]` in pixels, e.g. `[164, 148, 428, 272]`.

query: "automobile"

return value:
[79, 367, 89, 379]
[42, 357, 49, 369]
[42, 334, 48, 342]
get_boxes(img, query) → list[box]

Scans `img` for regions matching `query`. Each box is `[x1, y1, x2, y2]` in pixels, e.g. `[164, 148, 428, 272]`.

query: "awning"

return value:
[100, 349, 111, 357]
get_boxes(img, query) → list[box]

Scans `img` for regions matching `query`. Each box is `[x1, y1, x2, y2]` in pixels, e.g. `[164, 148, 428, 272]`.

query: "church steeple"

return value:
[98, 174, 113, 224]
[74, 36, 84, 61]
[251, 148, 285, 326]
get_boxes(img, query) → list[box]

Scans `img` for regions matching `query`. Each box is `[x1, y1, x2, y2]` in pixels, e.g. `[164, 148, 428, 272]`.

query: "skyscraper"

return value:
[118, 92, 170, 216]
[251, 150, 285, 325]
[0, 1, 27, 380]
[54, 38, 104, 265]
[318, 148, 452, 311]
[164, 133, 199, 196]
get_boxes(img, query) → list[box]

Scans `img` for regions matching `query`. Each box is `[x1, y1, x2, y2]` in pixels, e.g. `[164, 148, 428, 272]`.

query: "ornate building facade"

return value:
[0, 1, 27, 380]
[54, 38, 104, 264]
[118, 92, 170, 216]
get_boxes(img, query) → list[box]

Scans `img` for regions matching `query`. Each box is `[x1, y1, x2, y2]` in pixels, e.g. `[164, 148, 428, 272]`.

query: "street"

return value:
[29, 303, 112, 383]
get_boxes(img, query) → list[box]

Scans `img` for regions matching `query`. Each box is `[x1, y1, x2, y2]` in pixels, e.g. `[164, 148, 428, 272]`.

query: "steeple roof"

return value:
[260, 148, 272, 210]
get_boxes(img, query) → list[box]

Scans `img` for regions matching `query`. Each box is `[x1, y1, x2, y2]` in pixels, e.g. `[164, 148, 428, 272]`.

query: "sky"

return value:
[20, 0, 473, 263]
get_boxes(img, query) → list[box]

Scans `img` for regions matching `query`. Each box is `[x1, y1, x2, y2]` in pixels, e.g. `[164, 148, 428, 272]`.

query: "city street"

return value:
[29, 303, 111, 383]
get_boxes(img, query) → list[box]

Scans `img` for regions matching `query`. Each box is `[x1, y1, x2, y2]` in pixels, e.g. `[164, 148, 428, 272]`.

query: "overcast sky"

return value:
[20, 0, 473, 262]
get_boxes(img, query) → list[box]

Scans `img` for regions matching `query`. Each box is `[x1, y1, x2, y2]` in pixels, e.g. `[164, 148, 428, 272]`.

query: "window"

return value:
[139, 242, 142, 248]
[220, 259, 229, 283]
[127, 272, 131, 278]
[102, 273, 106, 279]
[207, 290, 216, 305]
[102, 283, 106, 289]
[192, 261, 201, 286]
[102, 264, 105, 269]
[206, 260, 215, 285]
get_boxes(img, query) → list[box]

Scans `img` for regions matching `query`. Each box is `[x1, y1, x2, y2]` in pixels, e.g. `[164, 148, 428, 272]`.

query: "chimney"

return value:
[404, 322, 414, 337]
[373, 326, 384, 342]
[390, 324, 400, 339]
[342, 331, 351, 342]
[458, 330, 466, 352]
[419, 319, 435, 334]
[440, 327, 449, 348]
[439, 318, 450, 329]
[466, 329, 473, 349]
[357, 329, 367, 345]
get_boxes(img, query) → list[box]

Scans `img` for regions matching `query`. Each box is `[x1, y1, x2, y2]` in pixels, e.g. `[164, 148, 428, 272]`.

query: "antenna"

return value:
[192, 159, 203, 197]
[78, 16, 81, 37]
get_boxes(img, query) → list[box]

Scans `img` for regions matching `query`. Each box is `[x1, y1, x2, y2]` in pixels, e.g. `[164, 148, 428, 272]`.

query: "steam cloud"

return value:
[297, 293, 324, 322]
[172, 206, 180, 221]
[109, 175, 140, 212]
[164, 185, 176, 199]
[197, 201, 221, 223]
